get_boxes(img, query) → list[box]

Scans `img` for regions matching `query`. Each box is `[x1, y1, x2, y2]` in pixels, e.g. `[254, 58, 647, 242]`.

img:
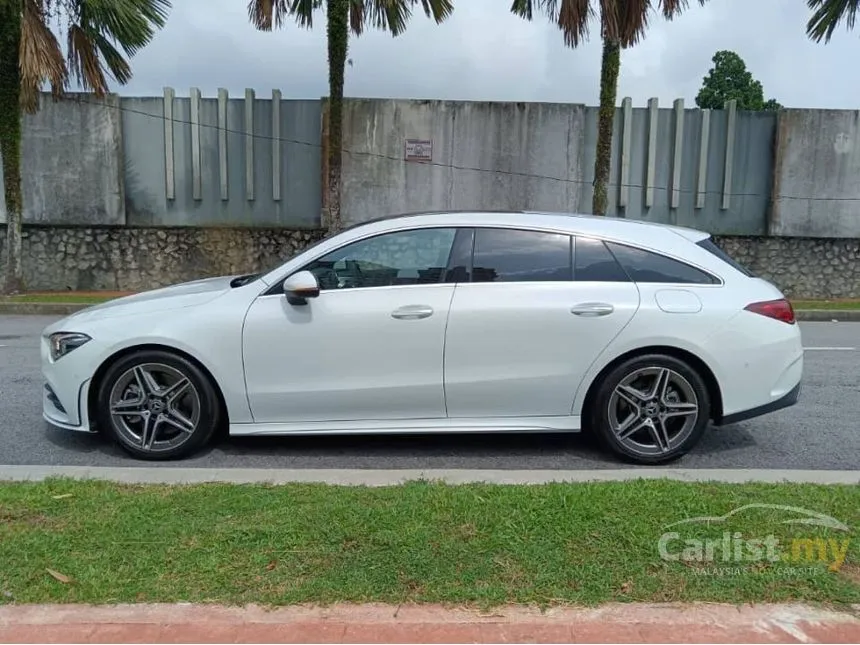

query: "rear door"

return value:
[442, 228, 641, 419]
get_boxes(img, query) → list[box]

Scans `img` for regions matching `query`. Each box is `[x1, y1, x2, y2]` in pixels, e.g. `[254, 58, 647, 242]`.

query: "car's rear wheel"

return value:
[590, 354, 710, 465]
[95, 349, 221, 460]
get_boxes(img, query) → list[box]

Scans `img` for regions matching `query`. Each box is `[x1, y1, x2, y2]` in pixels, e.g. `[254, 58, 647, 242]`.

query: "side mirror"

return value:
[282, 271, 320, 306]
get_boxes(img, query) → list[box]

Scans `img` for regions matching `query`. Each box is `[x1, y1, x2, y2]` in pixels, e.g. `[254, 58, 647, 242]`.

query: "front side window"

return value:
[471, 228, 572, 282]
[605, 241, 720, 285]
[302, 227, 457, 290]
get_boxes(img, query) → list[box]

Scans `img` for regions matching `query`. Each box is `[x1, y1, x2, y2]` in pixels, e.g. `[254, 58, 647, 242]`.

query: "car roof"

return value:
[347, 210, 711, 245]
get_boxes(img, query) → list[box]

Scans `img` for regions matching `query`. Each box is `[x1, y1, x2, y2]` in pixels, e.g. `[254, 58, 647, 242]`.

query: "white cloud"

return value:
[110, 0, 860, 109]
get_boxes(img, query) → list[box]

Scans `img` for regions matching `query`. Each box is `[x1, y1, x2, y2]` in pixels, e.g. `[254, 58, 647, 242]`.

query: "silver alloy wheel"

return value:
[607, 366, 700, 457]
[107, 363, 201, 453]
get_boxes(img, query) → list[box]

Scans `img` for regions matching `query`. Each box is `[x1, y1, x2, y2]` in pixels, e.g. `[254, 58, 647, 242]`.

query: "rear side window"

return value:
[696, 238, 755, 277]
[605, 242, 720, 285]
[471, 228, 572, 282]
[574, 237, 630, 282]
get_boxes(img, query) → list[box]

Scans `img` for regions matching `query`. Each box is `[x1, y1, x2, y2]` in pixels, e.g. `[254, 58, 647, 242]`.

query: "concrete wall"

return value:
[339, 99, 585, 227]
[122, 90, 322, 228]
[21, 93, 125, 225]
[1, 225, 857, 297]
[14, 90, 323, 228]
[8, 91, 860, 239]
[770, 109, 860, 237]
[338, 98, 777, 235]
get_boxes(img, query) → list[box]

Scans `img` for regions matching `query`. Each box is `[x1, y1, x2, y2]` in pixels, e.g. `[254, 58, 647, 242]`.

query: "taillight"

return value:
[744, 299, 795, 324]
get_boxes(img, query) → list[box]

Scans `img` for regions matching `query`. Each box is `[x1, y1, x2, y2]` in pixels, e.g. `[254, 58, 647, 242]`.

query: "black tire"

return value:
[589, 353, 710, 465]
[95, 349, 222, 461]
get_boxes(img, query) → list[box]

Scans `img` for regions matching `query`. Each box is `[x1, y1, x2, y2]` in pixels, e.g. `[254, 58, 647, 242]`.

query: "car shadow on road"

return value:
[42, 419, 759, 469]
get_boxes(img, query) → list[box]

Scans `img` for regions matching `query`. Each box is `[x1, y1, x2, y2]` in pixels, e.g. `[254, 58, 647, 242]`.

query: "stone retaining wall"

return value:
[0, 226, 858, 298]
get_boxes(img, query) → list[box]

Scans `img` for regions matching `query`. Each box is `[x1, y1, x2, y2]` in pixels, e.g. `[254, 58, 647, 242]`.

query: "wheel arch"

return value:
[580, 345, 725, 427]
[87, 343, 229, 433]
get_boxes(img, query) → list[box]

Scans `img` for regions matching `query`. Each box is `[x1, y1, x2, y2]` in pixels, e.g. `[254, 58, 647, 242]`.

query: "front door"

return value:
[443, 228, 641, 418]
[242, 227, 459, 423]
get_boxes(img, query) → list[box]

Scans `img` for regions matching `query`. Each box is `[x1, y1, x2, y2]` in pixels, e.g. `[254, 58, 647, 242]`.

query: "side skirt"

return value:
[229, 415, 582, 437]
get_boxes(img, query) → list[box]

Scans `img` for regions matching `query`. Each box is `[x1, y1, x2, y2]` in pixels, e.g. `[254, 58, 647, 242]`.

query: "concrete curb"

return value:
[1, 602, 858, 643]
[0, 466, 858, 485]
[2, 302, 859, 321]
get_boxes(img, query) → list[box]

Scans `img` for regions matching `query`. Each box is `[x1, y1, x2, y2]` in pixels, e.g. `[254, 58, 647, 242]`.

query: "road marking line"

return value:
[803, 346, 856, 351]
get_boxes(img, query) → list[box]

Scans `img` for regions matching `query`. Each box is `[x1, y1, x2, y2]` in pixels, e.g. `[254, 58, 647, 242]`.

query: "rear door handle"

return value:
[570, 302, 614, 317]
[392, 305, 434, 320]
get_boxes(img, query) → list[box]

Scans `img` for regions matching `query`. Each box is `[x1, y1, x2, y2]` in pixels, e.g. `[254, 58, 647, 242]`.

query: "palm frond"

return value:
[89, 30, 133, 85]
[416, 0, 454, 23]
[247, 0, 288, 30]
[806, 0, 858, 42]
[75, 0, 171, 57]
[347, 0, 452, 37]
[67, 22, 109, 94]
[249, 0, 319, 30]
[19, 0, 67, 112]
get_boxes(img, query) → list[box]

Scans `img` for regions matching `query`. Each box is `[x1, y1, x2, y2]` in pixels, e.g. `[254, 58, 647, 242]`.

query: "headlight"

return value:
[49, 332, 91, 361]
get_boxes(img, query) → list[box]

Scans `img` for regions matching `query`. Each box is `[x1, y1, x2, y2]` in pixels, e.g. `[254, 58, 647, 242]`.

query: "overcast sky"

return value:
[115, 0, 859, 110]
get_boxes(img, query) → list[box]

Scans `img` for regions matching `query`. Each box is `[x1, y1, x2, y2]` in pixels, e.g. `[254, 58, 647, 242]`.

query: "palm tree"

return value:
[0, 0, 170, 294]
[511, 0, 705, 216]
[806, 0, 859, 42]
[248, 0, 453, 235]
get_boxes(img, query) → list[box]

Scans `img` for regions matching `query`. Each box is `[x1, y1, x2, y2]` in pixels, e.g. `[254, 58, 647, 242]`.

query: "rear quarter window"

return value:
[696, 238, 755, 277]
[605, 241, 720, 285]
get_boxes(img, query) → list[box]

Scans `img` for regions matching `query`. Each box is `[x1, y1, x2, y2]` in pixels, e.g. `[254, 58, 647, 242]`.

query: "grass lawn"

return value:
[0, 294, 123, 305]
[0, 479, 857, 607]
[790, 299, 860, 311]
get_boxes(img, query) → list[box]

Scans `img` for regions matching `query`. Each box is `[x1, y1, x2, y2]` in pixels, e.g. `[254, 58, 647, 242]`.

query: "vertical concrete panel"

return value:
[696, 109, 710, 209]
[272, 89, 281, 201]
[770, 109, 860, 237]
[21, 92, 125, 224]
[618, 97, 632, 210]
[245, 88, 255, 201]
[218, 88, 228, 201]
[163, 87, 175, 201]
[722, 99, 737, 210]
[671, 98, 684, 209]
[190, 87, 202, 201]
[645, 98, 658, 208]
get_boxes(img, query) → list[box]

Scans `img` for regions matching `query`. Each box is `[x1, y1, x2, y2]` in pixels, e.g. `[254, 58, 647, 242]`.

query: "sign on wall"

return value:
[405, 139, 433, 162]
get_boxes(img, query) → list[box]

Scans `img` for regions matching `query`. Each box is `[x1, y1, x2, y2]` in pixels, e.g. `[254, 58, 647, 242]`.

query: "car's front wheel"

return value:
[590, 354, 711, 465]
[95, 349, 222, 460]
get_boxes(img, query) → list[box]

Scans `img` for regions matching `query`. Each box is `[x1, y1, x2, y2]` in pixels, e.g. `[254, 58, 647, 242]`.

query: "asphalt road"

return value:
[1, 315, 857, 470]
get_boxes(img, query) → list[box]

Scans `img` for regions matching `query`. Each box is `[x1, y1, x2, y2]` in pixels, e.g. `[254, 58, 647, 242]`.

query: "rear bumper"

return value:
[715, 381, 801, 426]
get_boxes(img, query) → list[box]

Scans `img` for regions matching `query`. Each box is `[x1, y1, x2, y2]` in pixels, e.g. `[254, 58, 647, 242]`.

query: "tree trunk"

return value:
[0, 3, 24, 294]
[325, 0, 349, 235]
[592, 37, 621, 216]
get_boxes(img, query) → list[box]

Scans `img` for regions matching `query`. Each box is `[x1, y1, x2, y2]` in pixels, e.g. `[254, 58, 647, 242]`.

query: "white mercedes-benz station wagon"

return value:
[41, 211, 802, 464]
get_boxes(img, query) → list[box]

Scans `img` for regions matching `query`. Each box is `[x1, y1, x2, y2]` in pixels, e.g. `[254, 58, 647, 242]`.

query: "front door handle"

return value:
[571, 302, 614, 317]
[392, 305, 434, 320]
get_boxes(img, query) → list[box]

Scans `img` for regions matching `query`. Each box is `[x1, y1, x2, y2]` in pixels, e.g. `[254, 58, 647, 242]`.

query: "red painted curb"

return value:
[0, 602, 858, 643]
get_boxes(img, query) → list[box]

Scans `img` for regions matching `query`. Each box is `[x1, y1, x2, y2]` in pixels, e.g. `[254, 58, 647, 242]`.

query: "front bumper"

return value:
[41, 332, 99, 433]
[42, 378, 96, 433]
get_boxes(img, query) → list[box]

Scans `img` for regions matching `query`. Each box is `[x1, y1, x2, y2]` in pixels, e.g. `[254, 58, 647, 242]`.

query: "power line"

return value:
[64, 94, 860, 203]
